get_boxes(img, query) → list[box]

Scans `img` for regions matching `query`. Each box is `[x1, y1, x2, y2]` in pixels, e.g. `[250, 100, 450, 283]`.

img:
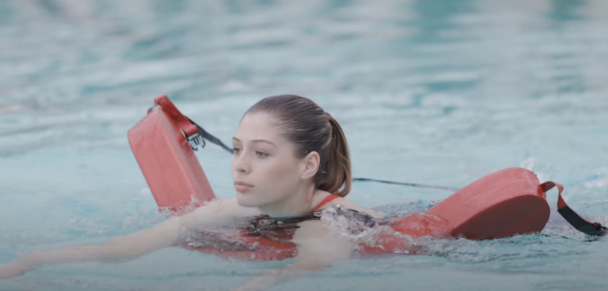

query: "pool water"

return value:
[1, 0, 608, 290]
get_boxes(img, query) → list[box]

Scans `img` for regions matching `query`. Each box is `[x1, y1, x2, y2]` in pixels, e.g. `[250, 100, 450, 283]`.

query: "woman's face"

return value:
[231, 112, 305, 208]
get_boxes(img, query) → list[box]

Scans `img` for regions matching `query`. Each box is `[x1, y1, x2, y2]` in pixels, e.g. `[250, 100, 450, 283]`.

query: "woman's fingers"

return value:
[0, 260, 32, 279]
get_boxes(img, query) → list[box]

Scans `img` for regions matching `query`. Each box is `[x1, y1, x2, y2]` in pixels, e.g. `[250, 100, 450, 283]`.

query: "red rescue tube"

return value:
[128, 96, 216, 213]
[426, 167, 550, 240]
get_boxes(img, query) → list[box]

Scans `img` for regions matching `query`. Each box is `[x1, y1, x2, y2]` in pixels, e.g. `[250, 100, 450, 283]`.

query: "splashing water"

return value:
[320, 205, 384, 246]
[320, 204, 450, 255]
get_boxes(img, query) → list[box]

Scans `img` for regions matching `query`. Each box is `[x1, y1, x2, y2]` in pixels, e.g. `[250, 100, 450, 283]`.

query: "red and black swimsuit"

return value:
[181, 195, 342, 261]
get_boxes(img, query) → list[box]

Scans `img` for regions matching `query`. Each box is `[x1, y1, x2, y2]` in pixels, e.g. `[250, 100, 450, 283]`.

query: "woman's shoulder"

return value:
[291, 194, 374, 254]
[180, 197, 260, 229]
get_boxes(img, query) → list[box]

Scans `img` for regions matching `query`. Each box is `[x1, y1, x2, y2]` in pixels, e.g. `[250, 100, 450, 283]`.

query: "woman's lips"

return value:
[234, 181, 254, 192]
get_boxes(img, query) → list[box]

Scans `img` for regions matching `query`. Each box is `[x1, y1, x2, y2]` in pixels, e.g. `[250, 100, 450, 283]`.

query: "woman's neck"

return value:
[257, 184, 327, 217]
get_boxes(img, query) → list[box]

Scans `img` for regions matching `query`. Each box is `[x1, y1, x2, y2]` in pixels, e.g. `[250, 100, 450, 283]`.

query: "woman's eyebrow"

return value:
[253, 139, 277, 147]
[232, 137, 276, 147]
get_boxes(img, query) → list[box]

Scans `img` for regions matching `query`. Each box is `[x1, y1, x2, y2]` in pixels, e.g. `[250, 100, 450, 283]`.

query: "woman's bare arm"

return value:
[0, 197, 245, 279]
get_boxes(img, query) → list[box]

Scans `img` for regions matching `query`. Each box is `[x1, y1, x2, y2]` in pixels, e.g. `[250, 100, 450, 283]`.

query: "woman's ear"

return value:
[300, 151, 321, 180]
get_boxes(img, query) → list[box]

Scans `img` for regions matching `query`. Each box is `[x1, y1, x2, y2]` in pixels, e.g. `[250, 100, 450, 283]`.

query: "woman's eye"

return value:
[233, 148, 241, 155]
[256, 151, 269, 157]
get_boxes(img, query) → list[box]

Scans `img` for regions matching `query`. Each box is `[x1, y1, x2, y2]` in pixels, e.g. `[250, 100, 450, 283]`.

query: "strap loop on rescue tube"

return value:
[154, 96, 199, 138]
[541, 181, 607, 236]
[149, 96, 233, 153]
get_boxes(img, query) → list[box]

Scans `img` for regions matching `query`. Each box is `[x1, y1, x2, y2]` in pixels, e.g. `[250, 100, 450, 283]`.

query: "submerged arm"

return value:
[230, 220, 355, 291]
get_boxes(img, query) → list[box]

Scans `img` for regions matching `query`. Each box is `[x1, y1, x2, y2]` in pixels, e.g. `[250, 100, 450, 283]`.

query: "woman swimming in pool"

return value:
[0, 94, 385, 291]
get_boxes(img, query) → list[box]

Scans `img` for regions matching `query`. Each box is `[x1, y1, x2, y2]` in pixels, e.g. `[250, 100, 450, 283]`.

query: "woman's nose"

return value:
[233, 152, 250, 174]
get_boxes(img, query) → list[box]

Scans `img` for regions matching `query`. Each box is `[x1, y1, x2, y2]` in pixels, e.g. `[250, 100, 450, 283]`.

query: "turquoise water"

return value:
[1, 0, 608, 290]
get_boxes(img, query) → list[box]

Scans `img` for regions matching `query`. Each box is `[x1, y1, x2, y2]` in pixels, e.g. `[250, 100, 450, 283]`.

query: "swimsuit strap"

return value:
[311, 194, 341, 212]
[243, 194, 341, 236]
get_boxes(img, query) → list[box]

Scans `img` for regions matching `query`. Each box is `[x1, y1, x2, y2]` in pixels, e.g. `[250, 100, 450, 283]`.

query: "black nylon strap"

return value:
[353, 177, 458, 191]
[558, 206, 607, 236]
[186, 117, 234, 154]
[542, 181, 607, 237]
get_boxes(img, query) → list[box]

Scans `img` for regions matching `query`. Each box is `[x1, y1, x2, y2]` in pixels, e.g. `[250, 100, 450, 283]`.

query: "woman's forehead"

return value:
[235, 113, 284, 143]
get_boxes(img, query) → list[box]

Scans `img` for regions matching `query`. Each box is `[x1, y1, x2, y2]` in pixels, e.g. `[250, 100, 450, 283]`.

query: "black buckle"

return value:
[182, 131, 206, 151]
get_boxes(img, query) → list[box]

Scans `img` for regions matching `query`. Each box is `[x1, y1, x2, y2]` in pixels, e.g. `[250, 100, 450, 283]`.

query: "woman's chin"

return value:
[235, 192, 262, 207]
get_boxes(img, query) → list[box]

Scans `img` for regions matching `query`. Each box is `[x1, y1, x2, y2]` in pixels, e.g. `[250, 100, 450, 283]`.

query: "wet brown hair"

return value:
[245, 94, 352, 197]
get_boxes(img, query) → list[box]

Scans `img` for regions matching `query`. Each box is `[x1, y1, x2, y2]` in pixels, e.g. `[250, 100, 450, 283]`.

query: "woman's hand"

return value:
[0, 255, 35, 279]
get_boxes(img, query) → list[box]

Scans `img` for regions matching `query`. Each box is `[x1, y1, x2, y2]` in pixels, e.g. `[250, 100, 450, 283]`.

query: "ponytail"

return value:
[318, 113, 352, 197]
